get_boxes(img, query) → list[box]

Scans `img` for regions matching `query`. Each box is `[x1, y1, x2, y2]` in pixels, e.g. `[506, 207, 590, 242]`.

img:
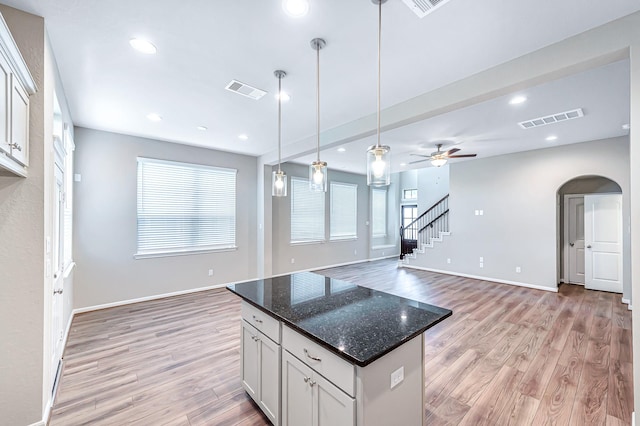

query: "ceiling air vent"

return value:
[402, 0, 452, 18]
[518, 108, 584, 129]
[225, 79, 267, 100]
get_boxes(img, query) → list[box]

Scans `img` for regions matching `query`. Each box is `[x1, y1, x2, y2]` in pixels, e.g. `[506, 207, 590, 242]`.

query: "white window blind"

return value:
[371, 188, 387, 238]
[291, 177, 325, 243]
[136, 157, 237, 256]
[330, 182, 357, 240]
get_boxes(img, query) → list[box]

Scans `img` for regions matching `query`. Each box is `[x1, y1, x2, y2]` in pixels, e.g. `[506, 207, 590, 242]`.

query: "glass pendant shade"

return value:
[430, 158, 447, 167]
[366, 145, 391, 186]
[309, 161, 328, 192]
[272, 169, 287, 197]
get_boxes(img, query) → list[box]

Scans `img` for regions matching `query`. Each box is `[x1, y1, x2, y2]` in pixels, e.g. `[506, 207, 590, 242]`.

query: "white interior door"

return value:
[567, 196, 585, 284]
[51, 163, 65, 386]
[584, 194, 623, 293]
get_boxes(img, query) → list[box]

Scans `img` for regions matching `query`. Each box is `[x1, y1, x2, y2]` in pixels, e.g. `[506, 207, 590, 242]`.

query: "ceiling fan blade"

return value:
[409, 159, 428, 164]
[444, 148, 460, 156]
[409, 154, 431, 158]
[447, 154, 477, 158]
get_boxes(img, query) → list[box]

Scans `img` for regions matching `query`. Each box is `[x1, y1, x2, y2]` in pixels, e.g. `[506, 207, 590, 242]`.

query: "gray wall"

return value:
[73, 128, 258, 308]
[271, 163, 371, 275]
[417, 166, 450, 213]
[405, 137, 630, 295]
[0, 5, 74, 424]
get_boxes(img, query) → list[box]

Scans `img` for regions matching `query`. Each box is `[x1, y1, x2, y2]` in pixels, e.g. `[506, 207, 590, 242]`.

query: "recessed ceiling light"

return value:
[509, 95, 527, 105]
[129, 38, 157, 54]
[546, 135, 558, 142]
[282, 0, 309, 17]
[146, 113, 162, 122]
[197, 126, 208, 131]
[337, 147, 346, 152]
[400, 163, 407, 166]
[276, 91, 291, 102]
[622, 123, 630, 130]
[238, 134, 249, 140]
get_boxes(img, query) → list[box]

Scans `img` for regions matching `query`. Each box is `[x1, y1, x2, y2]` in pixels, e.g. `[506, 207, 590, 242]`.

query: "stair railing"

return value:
[400, 194, 449, 259]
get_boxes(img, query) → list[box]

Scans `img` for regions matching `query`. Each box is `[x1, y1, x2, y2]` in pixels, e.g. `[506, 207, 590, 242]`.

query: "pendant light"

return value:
[367, 0, 391, 187]
[272, 70, 288, 197]
[309, 37, 328, 192]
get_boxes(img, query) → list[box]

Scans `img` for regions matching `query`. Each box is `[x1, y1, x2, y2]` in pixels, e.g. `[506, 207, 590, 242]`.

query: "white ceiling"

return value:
[3, 0, 638, 173]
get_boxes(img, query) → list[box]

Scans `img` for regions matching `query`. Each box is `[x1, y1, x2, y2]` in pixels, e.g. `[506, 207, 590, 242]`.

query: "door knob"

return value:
[569, 243, 574, 247]
[587, 245, 592, 249]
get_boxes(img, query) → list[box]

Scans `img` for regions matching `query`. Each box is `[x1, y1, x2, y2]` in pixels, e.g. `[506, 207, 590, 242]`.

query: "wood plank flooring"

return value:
[49, 259, 633, 425]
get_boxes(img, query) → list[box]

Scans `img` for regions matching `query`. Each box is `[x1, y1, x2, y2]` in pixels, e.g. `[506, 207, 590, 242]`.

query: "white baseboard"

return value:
[633, 411, 635, 426]
[401, 264, 558, 293]
[622, 298, 633, 310]
[73, 277, 259, 314]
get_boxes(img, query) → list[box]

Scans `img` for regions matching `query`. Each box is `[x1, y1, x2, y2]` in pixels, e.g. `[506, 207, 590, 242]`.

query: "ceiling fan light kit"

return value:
[410, 142, 477, 166]
[367, 0, 391, 187]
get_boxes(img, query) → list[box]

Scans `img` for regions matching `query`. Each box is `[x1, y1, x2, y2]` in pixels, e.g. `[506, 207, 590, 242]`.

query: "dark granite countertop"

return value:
[227, 272, 452, 367]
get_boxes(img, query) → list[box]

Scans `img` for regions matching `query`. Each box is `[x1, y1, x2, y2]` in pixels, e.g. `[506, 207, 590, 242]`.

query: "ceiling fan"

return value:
[409, 143, 477, 167]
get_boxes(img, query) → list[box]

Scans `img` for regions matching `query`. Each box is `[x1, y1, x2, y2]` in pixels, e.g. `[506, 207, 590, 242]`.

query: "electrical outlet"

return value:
[479, 257, 483, 262]
[479, 262, 484, 268]
[291, 258, 295, 264]
[390, 366, 404, 389]
[447, 258, 451, 264]
[354, 249, 357, 256]
[479, 210, 484, 216]
[74, 173, 82, 182]
[208, 269, 214, 277]
[474, 210, 479, 216]
[516, 266, 521, 273]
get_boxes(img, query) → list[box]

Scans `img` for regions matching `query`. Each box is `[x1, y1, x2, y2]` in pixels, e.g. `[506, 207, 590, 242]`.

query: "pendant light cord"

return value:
[316, 44, 321, 162]
[278, 74, 282, 173]
[376, 0, 382, 149]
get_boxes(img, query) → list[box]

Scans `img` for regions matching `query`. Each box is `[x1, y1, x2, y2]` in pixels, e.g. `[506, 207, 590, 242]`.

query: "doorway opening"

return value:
[558, 175, 623, 293]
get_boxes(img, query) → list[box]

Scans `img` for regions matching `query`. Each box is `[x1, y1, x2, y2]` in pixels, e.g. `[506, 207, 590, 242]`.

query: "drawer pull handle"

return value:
[252, 315, 263, 324]
[251, 335, 260, 342]
[10, 143, 21, 152]
[309, 380, 316, 387]
[304, 348, 321, 362]
[303, 377, 316, 387]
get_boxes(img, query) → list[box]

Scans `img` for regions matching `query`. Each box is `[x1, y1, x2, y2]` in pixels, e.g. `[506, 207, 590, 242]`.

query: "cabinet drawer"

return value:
[282, 325, 355, 397]
[241, 301, 281, 343]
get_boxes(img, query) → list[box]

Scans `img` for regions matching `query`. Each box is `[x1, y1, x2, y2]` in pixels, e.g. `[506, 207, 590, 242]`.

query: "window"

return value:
[330, 182, 357, 240]
[136, 157, 237, 257]
[402, 205, 418, 240]
[291, 177, 325, 243]
[371, 189, 387, 237]
[403, 189, 417, 200]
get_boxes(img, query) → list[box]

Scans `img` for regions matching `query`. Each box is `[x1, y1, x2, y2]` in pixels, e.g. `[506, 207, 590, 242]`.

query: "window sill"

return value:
[372, 244, 396, 250]
[329, 237, 358, 242]
[134, 246, 238, 259]
[290, 240, 325, 246]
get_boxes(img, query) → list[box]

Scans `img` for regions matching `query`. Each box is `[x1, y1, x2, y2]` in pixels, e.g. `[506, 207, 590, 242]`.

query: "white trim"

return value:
[401, 264, 558, 293]
[73, 277, 257, 313]
[0, 151, 27, 176]
[622, 298, 633, 310]
[63, 261, 76, 279]
[632, 411, 635, 426]
[27, 419, 45, 426]
[134, 246, 238, 260]
[0, 14, 37, 94]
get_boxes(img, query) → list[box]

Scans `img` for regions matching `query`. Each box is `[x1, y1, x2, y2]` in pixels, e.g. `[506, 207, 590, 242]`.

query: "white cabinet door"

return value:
[0, 53, 10, 156]
[10, 75, 28, 166]
[259, 335, 280, 425]
[315, 371, 355, 426]
[282, 350, 314, 426]
[241, 321, 259, 400]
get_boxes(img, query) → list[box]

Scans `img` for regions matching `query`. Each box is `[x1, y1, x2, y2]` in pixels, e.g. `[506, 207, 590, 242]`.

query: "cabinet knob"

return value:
[252, 315, 263, 324]
[10, 143, 21, 151]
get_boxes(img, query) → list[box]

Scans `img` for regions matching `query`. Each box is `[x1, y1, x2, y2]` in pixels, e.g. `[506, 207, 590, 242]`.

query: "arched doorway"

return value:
[557, 175, 624, 294]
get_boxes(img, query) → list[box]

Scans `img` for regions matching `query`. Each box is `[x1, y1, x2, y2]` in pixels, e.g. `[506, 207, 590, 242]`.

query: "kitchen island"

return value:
[227, 272, 452, 426]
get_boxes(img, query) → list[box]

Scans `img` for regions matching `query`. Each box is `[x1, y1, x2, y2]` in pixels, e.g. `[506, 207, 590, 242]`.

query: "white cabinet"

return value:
[0, 12, 37, 177]
[282, 350, 355, 426]
[10, 74, 29, 166]
[240, 307, 281, 425]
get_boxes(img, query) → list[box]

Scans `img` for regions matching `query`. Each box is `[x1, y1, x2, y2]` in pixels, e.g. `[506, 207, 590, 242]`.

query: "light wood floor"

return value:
[49, 259, 633, 425]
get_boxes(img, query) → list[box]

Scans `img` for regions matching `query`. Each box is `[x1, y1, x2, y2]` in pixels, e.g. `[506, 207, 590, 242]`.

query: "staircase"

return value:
[400, 194, 450, 262]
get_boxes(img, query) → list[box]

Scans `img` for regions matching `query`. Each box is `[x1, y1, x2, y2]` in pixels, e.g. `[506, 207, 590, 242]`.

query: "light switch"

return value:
[74, 173, 82, 182]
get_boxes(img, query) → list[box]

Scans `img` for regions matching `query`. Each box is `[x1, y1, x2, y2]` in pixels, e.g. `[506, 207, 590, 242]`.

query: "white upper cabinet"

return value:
[0, 12, 37, 177]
